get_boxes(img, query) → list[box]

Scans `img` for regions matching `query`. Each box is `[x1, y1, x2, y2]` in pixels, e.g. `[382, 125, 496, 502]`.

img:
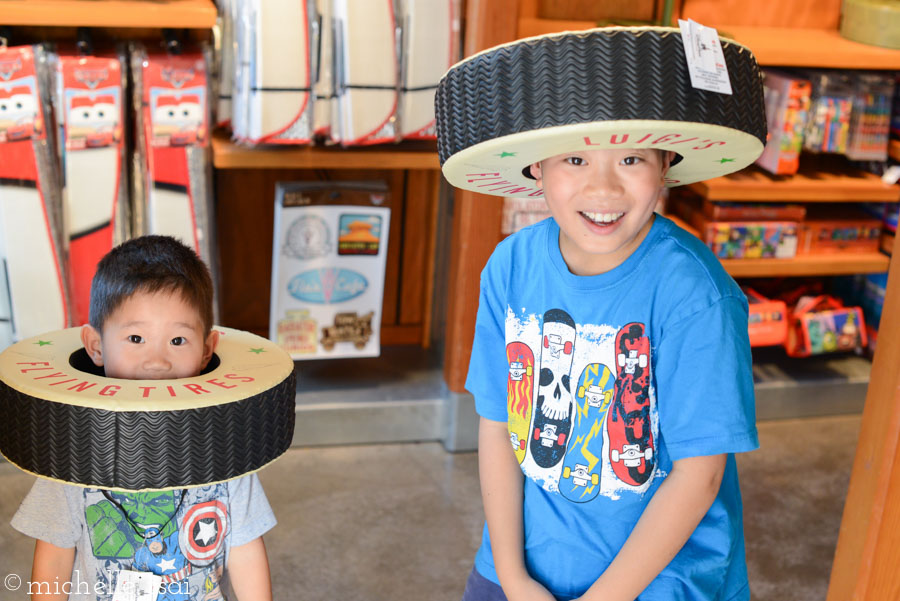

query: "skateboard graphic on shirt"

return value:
[607, 322, 656, 486]
[530, 309, 576, 469]
[506, 341, 535, 465]
[560, 363, 615, 502]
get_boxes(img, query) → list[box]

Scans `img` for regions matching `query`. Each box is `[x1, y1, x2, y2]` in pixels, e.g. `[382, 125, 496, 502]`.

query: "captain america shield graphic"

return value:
[178, 500, 228, 566]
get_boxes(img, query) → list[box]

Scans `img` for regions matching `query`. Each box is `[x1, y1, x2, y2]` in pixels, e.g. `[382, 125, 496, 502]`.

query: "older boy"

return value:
[12, 235, 275, 601]
[438, 26, 765, 601]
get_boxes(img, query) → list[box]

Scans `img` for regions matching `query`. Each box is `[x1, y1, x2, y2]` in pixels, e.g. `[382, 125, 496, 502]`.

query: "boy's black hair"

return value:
[89, 235, 214, 334]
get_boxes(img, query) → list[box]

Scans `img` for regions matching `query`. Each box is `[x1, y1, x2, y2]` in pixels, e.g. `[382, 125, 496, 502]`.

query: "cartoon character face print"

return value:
[153, 95, 181, 135]
[0, 86, 37, 140]
[91, 95, 118, 131]
[175, 95, 203, 130]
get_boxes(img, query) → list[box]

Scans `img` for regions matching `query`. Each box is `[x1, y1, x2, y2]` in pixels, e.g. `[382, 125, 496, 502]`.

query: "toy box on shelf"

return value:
[797, 206, 882, 255]
[756, 69, 812, 176]
[667, 193, 800, 259]
[744, 287, 789, 347]
[784, 294, 866, 358]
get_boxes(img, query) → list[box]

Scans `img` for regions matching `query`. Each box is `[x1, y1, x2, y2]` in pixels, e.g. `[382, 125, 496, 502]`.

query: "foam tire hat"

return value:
[0, 327, 296, 491]
[435, 26, 768, 196]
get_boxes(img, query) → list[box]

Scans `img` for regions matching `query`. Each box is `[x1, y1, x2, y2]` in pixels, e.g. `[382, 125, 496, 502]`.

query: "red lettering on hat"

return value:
[167, 386, 177, 397]
[17, 362, 50, 367]
[184, 383, 210, 395]
[99, 385, 120, 396]
[21, 366, 54, 373]
[652, 134, 682, 144]
[224, 373, 255, 383]
[67, 381, 96, 392]
[669, 137, 699, 145]
[609, 134, 628, 145]
[206, 378, 237, 390]
[33, 371, 67, 379]
[48, 379, 78, 386]
[139, 386, 155, 397]
[692, 140, 726, 150]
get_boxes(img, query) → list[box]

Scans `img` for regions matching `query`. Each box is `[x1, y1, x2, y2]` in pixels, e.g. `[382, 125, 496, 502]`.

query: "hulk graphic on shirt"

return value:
[86, 491, 180, 558]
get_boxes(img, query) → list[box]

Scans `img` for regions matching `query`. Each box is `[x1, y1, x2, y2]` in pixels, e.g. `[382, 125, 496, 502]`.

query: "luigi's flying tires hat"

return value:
[435, 26, 767, 196]
[0, 327, 296, 492]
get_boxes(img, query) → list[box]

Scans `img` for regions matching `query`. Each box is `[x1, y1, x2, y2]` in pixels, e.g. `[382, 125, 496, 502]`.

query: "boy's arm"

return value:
[479, 417, 556, 601]
[578, 453, 727, 601]
[227, 536, 272, 601]
[31, 539, 75, 599]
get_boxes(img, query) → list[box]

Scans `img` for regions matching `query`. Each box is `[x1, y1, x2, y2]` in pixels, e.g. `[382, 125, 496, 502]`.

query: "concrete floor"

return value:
[0, 414, 860, 601]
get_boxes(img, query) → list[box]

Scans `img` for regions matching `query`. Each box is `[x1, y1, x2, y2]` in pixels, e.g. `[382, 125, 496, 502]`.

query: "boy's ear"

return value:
[80, 325, 104, 367]
[529, 162, 543, 187]
[661, 151, 676, 180]
[201, 329, 220, 369]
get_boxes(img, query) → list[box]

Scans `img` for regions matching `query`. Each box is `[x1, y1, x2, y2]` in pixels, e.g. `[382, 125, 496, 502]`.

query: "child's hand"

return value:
[503, 574, 557, 601]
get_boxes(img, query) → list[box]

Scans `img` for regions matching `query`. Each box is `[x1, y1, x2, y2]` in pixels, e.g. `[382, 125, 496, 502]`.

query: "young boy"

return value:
[439, 27, 765, 601]
[12, 235, 275, 601]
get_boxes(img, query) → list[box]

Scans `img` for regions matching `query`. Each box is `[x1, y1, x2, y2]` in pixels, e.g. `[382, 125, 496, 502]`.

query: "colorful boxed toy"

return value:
[695, 216, 799, 259]
[744, 287, 788, 347]
[785, 295, 866, 357]
[797, 207, 882, 254]
[756, 70, 812, 175]
[701, 199, 806, 222]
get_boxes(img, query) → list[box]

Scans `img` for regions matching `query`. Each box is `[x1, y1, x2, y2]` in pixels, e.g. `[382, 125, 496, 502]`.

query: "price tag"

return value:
[677, 19, 733, 95]
[111, 570, 162, 601]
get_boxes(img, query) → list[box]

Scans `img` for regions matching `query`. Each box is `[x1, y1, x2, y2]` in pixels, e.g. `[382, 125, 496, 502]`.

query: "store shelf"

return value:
[666, 214, 891, 277]
[212, 131, 440, 170]
[687, 163, 900, 203]
[723, 26, 900, 69]
[890, 140, 900, 163]
[516, 19, 900, 69]
[0, 0, 217, 28]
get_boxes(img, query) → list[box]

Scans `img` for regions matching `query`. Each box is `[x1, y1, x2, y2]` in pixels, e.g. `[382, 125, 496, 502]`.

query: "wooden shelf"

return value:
[890, 140, 900, 164]
[688, 163, 900, 203]
[666, 214, 891, 277]
[212, 131, 440, 170]
[516, 19, 900, 70]
[723, 26, 900, 70]
[0, 0, 217, 28]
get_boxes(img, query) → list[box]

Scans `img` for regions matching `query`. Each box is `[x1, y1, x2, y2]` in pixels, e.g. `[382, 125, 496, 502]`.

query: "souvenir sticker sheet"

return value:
[270, 199, 390, 359]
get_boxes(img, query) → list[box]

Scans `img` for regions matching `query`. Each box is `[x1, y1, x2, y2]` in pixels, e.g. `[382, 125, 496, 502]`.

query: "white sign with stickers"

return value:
[270, 184, 391, 360]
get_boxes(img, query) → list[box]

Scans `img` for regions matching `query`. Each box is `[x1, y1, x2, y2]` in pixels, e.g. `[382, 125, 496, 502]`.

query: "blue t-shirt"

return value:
[465, 215, 759, 601]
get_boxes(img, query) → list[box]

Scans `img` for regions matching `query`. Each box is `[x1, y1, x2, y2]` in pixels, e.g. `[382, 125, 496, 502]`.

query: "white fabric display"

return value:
[399, 0, 457, 139]
[335, 0, 399, 145]
[216, 0, 236, 126]
[313, 0, 336, 139]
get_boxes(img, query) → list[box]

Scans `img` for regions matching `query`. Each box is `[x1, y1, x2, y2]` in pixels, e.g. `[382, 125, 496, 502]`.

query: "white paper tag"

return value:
[678, 19, 733, 95]
[112, 570, 161, 601]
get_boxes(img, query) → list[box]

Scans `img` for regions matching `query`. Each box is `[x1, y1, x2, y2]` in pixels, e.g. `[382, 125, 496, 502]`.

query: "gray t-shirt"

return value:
[12, 474, 276, 601]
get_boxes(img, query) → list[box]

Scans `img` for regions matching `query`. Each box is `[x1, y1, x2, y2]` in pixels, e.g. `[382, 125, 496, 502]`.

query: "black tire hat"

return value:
[435, 26, 767, 196]
[0, 327, 296, 491]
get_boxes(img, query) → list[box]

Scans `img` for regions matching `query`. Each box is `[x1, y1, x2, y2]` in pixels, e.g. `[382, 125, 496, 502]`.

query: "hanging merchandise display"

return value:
[270, 181, 390, 359]
[397, 0, 459, 140]
[215, 0, 236, 127]
[131, 44, 219, 312]
[54, 50, 129, 327]
[232, 0, 315, 144]
[0, 44, 69, 347]
[334, 0, 399, 145]
[313, 0, 337, 140]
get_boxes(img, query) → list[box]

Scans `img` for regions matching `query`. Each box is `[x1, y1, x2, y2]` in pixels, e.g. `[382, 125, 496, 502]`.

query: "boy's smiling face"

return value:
[530, 148, 670, 276]
[82, 290, 218, 380]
